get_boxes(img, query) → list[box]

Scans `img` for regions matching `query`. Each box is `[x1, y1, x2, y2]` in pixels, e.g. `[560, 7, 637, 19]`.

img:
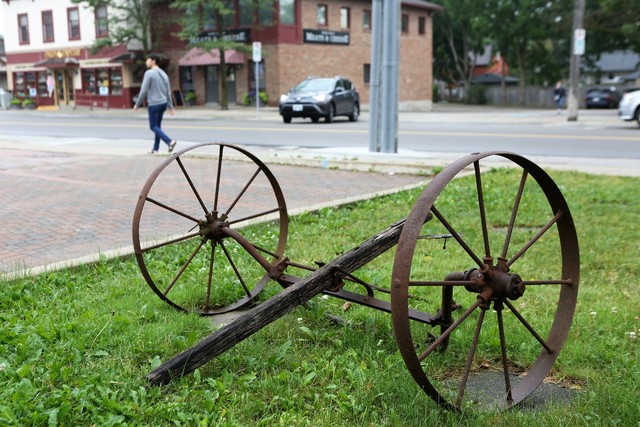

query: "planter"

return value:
[9, 104, 22, 110]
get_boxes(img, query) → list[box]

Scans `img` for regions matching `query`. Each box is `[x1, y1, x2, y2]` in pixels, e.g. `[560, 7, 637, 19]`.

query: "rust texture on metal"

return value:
[133, 145, 579, 410]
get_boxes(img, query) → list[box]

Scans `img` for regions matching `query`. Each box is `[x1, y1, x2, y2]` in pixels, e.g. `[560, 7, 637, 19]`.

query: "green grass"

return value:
[1, 168, 639, 426]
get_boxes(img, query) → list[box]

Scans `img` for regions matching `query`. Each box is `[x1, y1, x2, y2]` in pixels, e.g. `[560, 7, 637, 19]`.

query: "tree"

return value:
[433, 0, 488, 101]
[72, 0, 163, 55]
[172, 0, 273, 110]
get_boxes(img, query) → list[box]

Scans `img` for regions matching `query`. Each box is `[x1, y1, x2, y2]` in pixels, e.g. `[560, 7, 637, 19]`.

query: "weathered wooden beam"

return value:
[148, 219, 406, 385]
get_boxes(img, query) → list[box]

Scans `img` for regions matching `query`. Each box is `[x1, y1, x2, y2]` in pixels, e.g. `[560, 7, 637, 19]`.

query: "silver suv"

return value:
[279, 77, 360, 124]
[618, 89, 640, 127]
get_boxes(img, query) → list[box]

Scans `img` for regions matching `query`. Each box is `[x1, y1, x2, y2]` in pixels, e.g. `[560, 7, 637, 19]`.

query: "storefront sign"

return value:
[44, 49, 81, 59]
[303, 29, 350, 45]
[191, 29, 250, 44]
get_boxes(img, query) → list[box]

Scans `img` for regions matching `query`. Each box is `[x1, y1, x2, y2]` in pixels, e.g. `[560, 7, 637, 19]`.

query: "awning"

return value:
[34, 57, 80, 69]
[178, 48, 245, 66]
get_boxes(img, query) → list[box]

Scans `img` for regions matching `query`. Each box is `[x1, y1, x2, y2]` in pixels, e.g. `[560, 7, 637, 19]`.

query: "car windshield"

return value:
[293, 78, 335, 93]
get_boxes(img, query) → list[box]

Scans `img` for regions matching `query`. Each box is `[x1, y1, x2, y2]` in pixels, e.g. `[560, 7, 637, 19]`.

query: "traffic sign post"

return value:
[252, 42, 262, 118]
[573, 28, 585, 56]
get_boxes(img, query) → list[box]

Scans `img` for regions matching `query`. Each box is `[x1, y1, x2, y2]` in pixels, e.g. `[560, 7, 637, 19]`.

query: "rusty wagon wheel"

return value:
[391, 151, 579, 410]
[132, 142, 288, 315]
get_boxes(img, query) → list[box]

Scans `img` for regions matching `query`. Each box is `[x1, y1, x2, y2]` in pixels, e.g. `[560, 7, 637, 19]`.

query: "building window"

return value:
[239, 0, 254, 26]
[42, 11, 54, 43]
[363, 64, 370, 84]
[418, 16, 426, 35]
[18, 14, 30, 45]
[340, 7, 350, 29]
[82, 68, 122, 96]
[362, 9, 371, 30]
[401, 14, 409, 34]
[68, 7, 81, 40]
[95, 5, 108, 38]
[202, 5, 216, 31]
[317, 4, 327, 26]
[279, 0, 294, 25]
[259, 0, 274, 25]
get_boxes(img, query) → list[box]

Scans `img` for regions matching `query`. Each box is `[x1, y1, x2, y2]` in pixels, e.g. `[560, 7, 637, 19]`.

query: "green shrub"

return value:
[466, 84, 486, 105]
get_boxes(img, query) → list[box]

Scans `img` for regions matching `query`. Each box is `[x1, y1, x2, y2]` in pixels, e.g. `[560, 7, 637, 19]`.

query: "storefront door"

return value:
[54, 70, 75, 106]
[205, 65, 219, 103]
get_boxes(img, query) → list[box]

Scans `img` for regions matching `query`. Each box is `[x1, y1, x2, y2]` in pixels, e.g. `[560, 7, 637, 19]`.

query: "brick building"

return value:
[2, 0, 442, 109]
[165, 0, 442, 108]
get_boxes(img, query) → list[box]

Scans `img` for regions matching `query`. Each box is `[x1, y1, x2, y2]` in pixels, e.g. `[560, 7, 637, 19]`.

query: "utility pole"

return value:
[567, 0, 585, 121]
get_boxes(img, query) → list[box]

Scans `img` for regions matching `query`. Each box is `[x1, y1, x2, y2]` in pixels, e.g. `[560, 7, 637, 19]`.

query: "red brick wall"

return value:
[265, 1, 434, 105]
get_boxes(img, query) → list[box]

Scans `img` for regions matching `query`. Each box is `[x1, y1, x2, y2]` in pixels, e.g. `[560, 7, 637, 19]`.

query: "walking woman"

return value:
[134, 53, 177, 154]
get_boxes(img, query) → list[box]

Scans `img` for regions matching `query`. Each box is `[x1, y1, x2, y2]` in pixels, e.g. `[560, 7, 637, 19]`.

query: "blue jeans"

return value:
[147, 103, 172, 151]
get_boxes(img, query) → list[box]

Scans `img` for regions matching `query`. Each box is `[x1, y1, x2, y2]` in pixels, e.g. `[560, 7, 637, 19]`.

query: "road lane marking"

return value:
[1, 119, 638, 141]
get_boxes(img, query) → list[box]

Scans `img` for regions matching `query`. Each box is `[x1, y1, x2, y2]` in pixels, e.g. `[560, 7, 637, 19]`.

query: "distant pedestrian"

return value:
[134, 53, 177, 154]
[553, 81, 566, 114]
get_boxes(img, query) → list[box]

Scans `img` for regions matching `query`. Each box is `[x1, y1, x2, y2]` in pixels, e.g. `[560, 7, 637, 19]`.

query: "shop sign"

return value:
[191, 29, 250, 44]
[303, 29, 350, 45]
[45, 49, 81, 59]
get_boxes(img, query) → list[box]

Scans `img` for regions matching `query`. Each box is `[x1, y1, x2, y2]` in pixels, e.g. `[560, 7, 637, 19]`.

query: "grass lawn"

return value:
[1, 167, 638, 426]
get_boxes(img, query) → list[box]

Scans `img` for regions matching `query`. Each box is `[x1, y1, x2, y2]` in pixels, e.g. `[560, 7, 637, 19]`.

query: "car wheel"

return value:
[283, 115, 292, 124]
[325, 104, 335, 123]
[311, 116, 319, 123]
[635, 107, 640, 127]
[348, 104, 359, 122]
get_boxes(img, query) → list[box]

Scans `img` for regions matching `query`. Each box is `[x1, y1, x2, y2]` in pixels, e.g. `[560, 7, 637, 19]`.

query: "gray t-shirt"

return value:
[136, 67, 174, 108]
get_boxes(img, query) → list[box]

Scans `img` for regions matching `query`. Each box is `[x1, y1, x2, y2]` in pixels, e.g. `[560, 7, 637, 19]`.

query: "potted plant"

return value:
[22, 98, 37, 110]
[9, 98, 22, 110]
[242, 91, 268, 106]
[184, 91, 197, 106]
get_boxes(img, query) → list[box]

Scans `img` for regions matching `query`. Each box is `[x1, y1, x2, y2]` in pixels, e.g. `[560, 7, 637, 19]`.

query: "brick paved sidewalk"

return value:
[0, 148, 427, 277]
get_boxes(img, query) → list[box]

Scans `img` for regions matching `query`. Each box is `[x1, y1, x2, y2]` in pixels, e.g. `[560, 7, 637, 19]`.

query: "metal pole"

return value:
[380, 0, 399, 153]
[368, 0, 383, 153]
[255, 61, 259, 119]
[567, 0, 585, 121]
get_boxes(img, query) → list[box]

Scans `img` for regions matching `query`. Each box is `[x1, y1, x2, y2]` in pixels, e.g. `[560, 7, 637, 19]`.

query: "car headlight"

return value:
[280, 94, 289, 103]
[313, 94, 329, 102]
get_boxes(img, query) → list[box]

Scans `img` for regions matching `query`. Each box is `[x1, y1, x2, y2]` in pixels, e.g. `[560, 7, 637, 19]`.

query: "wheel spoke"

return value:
[430, 205, 484, 268]
[176, 157, 209, 215]
[163, 239, 207, 296]
[501, 169, 528, 258]
[418, 298, 484, 362]
[409, 280, 473, 287]
[213, 145, 224, 212]
[145, 197, 201, 223]
[522, 279, 573, 286]
[507, 210, 563, 267]
[496, 302, 513, 405]
[228, 206, 282, 226]
[504, 299, 554, 354]
[224, 166, 262, 218]
[140, 231, 202, 253]
[474, 161, 491, 258]
[219, 240, 252, 298]
[456, 307, 486, 407]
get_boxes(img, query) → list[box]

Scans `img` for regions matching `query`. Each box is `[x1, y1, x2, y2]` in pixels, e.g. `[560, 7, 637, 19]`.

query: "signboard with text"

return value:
[303, 29, 350, 45]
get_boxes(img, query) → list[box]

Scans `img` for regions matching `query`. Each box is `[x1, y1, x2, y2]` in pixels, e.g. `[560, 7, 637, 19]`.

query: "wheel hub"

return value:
[199, 212, 229, 241]
[463, 257, 525, 301]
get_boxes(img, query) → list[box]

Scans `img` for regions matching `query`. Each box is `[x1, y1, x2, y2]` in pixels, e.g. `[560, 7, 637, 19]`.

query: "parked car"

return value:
[618, 89, 640, 126]
[279, 77, 360, 123]
[584, 87, 621, 109]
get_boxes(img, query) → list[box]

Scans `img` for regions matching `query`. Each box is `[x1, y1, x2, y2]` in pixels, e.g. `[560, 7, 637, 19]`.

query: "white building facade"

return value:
[1, 0, 142, 109]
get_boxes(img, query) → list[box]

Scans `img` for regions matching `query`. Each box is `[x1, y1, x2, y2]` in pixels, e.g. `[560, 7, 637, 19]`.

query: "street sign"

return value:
[252, 42, 262, 62]
[574, 28, 585, 56]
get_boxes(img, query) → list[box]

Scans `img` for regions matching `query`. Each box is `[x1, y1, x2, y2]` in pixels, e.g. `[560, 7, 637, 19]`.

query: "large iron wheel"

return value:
[391, 152, 579, 410]
[132, 143, 288, 315]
